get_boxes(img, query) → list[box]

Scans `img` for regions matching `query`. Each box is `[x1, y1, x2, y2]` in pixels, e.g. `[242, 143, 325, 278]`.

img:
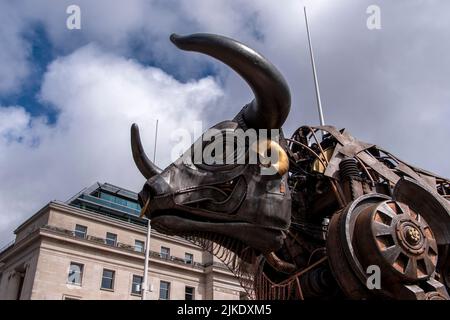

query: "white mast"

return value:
[153, 119, 159, 164]
[304, 6, 325, 127]
[141, 119, 158, 300]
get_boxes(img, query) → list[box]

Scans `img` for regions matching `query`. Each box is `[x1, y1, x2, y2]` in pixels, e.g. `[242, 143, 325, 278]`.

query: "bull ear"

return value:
[170, 33, 291, 129]
[131, 123, 162, 179]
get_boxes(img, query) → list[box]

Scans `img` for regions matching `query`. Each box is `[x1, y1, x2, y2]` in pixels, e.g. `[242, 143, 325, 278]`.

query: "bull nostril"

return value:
[138, 175, 171, 213]
[138, 187, 152, 219]
[138, 183, 152, 208]
[137, 192, 146, 208]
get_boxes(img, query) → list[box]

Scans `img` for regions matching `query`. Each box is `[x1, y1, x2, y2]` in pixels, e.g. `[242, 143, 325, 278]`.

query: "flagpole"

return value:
[153, 120, 159, 164]
[141, 119, 158, 300]
[141, 218, 151, 300]
[304, 6, 325, 129]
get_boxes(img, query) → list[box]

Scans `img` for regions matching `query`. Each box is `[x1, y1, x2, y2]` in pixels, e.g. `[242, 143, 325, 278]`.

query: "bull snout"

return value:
[138, 174, 172, 217]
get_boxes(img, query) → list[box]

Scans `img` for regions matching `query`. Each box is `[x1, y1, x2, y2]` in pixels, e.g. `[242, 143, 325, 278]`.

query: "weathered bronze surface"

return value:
[131, 33, 450, 300]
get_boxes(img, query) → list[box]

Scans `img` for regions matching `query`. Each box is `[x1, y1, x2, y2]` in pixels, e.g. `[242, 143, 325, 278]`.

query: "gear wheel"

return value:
[327, 192, 449, 300]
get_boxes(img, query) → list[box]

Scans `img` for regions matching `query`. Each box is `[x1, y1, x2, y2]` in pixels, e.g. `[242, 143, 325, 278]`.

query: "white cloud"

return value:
[0, 2, 31, 94]
[0, 44, 222, 244]
[0, 107, 30, 138]
[0, 0, 323, 93]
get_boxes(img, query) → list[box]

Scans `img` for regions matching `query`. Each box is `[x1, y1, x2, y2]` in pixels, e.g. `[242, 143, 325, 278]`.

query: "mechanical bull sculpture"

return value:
[131, 33, 450, 300]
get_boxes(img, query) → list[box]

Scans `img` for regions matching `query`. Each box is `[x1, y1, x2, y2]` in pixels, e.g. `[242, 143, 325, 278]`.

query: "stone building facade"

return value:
[0, 183, 246, 300]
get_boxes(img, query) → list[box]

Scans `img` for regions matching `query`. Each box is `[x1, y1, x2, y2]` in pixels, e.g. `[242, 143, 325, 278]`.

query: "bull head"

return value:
[131, 33, 292, 255]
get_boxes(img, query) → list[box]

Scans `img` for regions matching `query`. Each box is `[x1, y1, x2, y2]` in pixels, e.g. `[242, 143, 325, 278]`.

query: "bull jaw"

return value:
[151, 215, 285, 254]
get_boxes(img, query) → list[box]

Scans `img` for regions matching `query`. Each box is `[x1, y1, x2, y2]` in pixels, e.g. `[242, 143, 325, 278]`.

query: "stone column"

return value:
[5, 271, 21, 300]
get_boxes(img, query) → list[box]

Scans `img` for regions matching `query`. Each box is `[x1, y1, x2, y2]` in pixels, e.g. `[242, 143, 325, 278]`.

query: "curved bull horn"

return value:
[131, 123, 162, 179]
[170, 33, 291, 129]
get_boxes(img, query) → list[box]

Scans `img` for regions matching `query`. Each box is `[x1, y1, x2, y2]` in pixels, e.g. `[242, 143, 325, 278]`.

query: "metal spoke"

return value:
[397, 202, 410, 216]
[377, 202, 396, 219]
[373, 221, 392, 236]
[416, 214, 422, 223]
[382, 245, 401, 266]
[427, 238, 438, 255]
[423, 255, 435, 275]
[404, 258, 417, 279]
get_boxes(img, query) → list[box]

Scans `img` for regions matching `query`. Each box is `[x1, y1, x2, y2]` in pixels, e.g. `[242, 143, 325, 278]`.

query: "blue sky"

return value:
[1, 23, 55, 121]
[0, 13, 218, 125]
[0, 0, 449, 246]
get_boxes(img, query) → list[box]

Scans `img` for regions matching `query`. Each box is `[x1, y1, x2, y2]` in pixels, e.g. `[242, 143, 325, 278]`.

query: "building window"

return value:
[101, 269, 115, 290]
[74, 225, 87, 239]
[160, 246, 170, 259]
[185, 286, 195, 300]
[100, 192, 141, 211]
[115, 196, 127, 207]
[134, 240, 145, 253]
[105, 232, 117, 246]
[63, 295, 81, 300]
[185, 253, 193, 264]
[159, 281, 170, 300]
[131, 275, 143, 295]
[67, 263, 84, 285]
[100, 192, 115, 203]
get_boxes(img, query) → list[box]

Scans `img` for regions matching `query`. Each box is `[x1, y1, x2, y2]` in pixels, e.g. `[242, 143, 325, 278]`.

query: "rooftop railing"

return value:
[41, 225, 206, 270]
